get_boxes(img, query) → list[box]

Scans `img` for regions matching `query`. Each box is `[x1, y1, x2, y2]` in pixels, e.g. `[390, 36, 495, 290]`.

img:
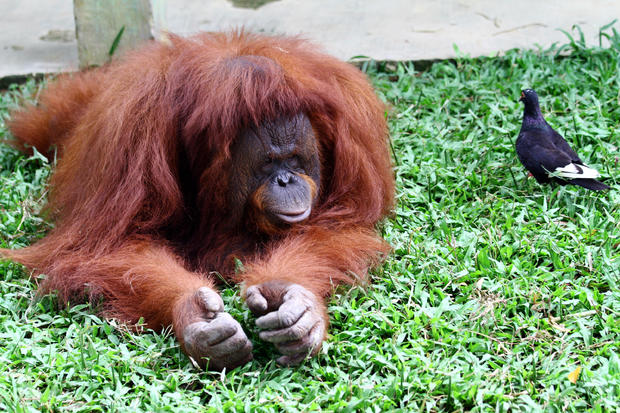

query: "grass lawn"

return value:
[1, 28, 619, 412]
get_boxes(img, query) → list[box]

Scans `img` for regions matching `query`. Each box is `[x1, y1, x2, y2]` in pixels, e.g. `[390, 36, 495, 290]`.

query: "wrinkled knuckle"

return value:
[311, 313, 323, 325]
[212, 324, 238, 342]
[198, 287, 223, 304]
[211, 315, 236, 331]
[184, 323, 206, 343]
[230, 331, 251, 349]
[289, 324, 307, 340]
[211, 333, 250, 357]
[246, 295, 269, 315]
[247, 299, 263, 311]
[245, 286, 260, 298]
[260, 331, 280, 343]
[279, 310, 298, 327]
[238, 339, 253, 356]
[215, 311, 235, 323]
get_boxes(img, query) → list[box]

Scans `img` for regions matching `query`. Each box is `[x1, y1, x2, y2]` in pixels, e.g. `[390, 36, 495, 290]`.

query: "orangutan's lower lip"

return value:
[275, 207, 311, 223]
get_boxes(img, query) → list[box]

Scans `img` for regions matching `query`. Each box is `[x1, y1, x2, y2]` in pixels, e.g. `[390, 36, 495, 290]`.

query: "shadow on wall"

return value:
[230, 0, 280, 9]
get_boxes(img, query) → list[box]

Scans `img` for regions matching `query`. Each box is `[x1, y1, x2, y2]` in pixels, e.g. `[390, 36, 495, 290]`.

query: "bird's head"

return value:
[519, 89, 539, 105]
[519, 88, 543, 120]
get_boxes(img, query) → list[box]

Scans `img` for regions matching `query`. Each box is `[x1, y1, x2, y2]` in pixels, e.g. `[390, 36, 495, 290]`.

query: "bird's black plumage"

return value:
[516, 89, 609, 191]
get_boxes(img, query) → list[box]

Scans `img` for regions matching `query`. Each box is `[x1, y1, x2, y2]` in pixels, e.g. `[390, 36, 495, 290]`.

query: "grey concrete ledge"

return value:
[1, 0, 619, 81]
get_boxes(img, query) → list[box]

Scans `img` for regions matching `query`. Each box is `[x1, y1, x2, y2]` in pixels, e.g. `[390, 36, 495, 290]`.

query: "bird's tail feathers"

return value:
[569, 178, 610, 191]
[554, 163, 600, 179]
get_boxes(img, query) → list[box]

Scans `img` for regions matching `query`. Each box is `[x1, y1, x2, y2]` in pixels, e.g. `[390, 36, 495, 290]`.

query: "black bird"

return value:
[516, 89, 609, 191]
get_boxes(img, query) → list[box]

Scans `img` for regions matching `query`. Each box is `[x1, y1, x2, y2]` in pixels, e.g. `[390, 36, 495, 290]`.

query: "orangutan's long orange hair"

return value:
[3, 31, 394, 336]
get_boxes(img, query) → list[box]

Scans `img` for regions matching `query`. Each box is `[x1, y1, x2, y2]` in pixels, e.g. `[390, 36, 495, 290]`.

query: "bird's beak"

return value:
[519, 91, 525, 102]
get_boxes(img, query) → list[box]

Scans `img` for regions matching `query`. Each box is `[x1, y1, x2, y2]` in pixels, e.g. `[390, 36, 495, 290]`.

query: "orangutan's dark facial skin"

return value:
[229, 113, 321, 229]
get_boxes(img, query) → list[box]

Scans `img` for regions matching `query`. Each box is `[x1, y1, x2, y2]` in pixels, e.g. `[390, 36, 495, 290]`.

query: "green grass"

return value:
[1, 27, 619, 412]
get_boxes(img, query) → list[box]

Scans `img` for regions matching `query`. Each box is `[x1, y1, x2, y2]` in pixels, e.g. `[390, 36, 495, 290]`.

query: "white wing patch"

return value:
[553, 163, 601, 179]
